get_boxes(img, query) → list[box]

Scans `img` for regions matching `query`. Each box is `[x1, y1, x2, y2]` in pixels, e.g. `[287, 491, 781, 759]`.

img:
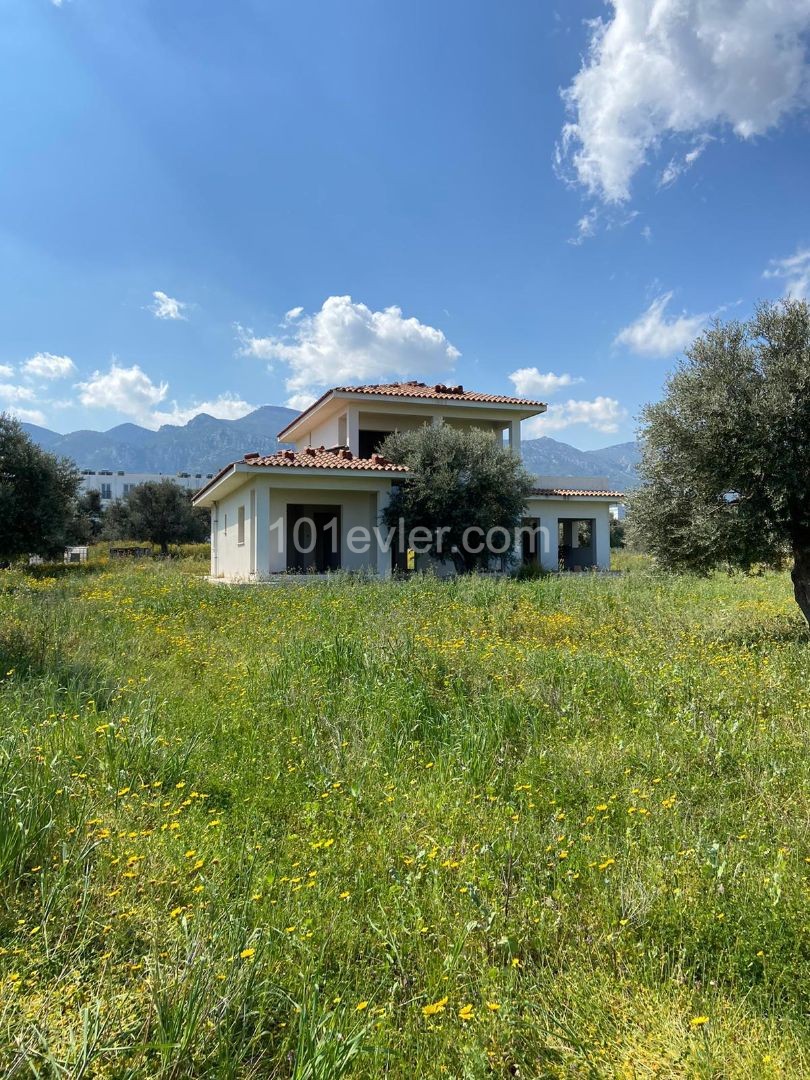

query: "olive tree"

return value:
[104, 479, 209, 554]
[380, 424, 535, 572]
[0, 413, 81, 562]
[629, 299, 810, 625]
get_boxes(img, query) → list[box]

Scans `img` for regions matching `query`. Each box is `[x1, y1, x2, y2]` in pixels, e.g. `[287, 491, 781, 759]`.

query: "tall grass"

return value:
[0, 560, 809, 1076]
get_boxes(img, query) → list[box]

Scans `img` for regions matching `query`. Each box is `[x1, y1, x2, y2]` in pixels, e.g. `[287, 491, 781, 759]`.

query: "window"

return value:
[223, 513, 227, 536]
[123, 484, 133, 496]
[100, 483, 112, 500]
[237, 505, 245, 545]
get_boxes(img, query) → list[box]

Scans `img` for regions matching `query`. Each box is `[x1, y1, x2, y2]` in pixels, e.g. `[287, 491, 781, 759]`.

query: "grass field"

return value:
[2, 557, 810, 1077]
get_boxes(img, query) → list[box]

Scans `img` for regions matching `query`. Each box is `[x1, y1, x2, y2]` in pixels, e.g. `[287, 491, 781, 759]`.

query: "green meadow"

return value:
[2, 556, 810, 1077]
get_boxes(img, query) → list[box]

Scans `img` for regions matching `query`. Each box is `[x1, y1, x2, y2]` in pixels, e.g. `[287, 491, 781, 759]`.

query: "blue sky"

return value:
[1, 0, 808, 448]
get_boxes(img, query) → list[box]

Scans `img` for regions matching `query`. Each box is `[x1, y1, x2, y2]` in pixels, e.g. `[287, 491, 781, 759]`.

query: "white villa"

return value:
[192, 381, 623, 581]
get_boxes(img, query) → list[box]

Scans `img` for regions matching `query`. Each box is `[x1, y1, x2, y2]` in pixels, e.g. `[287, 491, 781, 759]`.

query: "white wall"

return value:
[524, 496, 613, 572]
[210, 473, 395, 581]
[211, 487, 253, 580]
[302, 415, 342, 450]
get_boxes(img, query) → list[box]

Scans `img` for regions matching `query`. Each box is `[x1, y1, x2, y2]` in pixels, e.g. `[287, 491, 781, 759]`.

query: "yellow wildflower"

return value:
[422, 995, 448, 1017]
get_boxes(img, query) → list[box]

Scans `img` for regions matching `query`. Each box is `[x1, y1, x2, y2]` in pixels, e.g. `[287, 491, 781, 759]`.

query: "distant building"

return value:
[79, 470, 214, 506]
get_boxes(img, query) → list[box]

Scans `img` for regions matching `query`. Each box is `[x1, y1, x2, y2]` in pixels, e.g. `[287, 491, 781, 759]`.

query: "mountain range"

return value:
[21, 407, 641, 490]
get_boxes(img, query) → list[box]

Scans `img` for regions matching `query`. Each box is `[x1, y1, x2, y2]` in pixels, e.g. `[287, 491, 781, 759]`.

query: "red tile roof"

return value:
[277, 381, 547, 437]
[532, 487, 625, 498]
[331, 381, 547, 405]
[242, 448, 409, 472]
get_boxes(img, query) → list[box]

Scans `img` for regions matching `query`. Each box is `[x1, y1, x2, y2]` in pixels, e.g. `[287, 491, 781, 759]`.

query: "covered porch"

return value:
[522, 488, 618, 573]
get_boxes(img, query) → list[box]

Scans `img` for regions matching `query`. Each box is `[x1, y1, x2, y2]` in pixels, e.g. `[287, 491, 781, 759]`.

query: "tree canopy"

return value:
[104, 479, 209, 554]
[629, 298, 810, 625]
[0, 413, 81, 563]
[380, 424, 535, 571]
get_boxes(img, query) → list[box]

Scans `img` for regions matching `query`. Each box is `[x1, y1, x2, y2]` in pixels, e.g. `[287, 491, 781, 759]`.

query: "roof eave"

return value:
[193, 461, 412, 506]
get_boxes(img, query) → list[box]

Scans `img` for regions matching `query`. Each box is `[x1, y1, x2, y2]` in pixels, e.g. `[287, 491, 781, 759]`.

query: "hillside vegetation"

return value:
[1, 560, 809, 1077]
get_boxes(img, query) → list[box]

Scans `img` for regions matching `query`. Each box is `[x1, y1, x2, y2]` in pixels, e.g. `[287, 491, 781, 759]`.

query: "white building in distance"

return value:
[79, 470, 214, 506]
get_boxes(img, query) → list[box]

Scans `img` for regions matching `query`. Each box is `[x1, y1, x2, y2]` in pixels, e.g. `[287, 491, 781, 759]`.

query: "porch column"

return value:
[375, 486, 392, 579]
[254, 483, 271, 578]
[594, 510, 611, 571]
[347, 406, 360, 456]
[539, 514, 559, 572]
[507, 418, 521, 456]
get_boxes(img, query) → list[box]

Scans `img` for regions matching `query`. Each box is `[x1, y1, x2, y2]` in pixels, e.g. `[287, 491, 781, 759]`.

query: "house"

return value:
[192, 381, 622, 580]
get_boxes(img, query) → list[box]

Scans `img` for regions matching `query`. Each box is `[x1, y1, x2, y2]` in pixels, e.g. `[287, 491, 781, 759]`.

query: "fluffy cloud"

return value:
[526, 396, 628, 437]
[509, 367, 583, 398]
[0, 383, 37, 403]
[614, 292, 707, 358]
[559, 0, 810, 203]
[763, 247, 810, 298]
[239, 295, 460, 409]
[77, 362, 253, 430]
[0, 364, 13, 379]
[151, 394, 256, 427]
[78, 363, 169, 424]
[22, 352, 76, 380]
[150, 291, 187, 321]
[7, 406, 47, 426]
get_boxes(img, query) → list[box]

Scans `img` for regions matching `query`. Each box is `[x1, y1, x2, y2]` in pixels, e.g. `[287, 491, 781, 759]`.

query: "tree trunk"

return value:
[791, 547, 810, 627]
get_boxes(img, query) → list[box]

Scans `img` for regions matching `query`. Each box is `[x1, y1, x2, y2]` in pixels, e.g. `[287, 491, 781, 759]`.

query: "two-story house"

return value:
[192, 381, 622, 580]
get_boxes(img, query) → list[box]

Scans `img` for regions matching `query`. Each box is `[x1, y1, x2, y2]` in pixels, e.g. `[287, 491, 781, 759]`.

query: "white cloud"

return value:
[509, 367, 583, 398]
[150, 290, 188, 321]
[238, 294, 460, 409]
[22, 352, 76, 380]
[7, 406, 47, 426]
[284, 306, 304, 322]
[78, 363, 169, 425]
[658, 136, 712, 189]
[615, 291, 708, 358]
[559, 0, 810, 203]
[525, 396, 628, 436]
[0, 364, 13, 379]
[0, 383, 37, 403]
[569, 207, 599, 245]
[77, 361, 253, 429]
[763, 247, 810, 298]
[151, 394, 256, 427]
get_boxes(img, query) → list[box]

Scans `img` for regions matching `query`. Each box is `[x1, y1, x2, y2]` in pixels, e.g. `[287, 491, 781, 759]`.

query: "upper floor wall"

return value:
[278, 382, 547, 460]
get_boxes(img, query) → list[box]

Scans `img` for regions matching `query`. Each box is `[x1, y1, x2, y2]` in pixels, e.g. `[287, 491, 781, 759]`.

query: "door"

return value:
[286, 505, 341, 572]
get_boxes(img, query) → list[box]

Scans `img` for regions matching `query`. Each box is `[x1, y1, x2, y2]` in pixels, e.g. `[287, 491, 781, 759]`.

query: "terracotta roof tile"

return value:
[243, 448, 409, 472]
[330, 381, 547, 406]
[532, 487, 625, 498]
